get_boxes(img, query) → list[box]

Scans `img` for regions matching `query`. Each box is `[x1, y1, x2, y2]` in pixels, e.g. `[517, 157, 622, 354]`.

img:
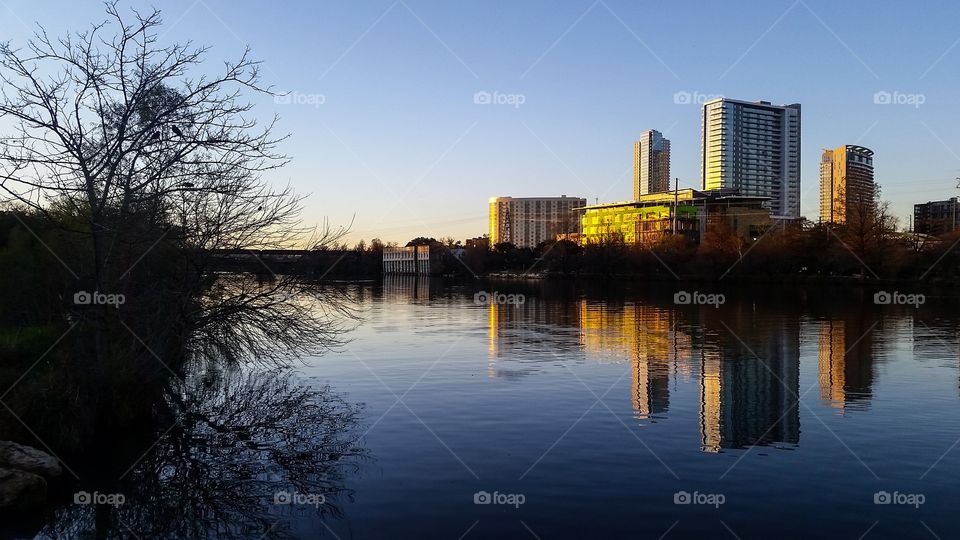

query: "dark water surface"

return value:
[298, 278, 960, 539]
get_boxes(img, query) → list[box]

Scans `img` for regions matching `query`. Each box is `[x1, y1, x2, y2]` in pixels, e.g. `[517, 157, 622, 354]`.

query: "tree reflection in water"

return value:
[40, 367, 365, 539]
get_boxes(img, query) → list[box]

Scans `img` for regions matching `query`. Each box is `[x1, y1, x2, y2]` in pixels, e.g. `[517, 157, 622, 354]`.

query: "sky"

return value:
[3, 0, 960, 245]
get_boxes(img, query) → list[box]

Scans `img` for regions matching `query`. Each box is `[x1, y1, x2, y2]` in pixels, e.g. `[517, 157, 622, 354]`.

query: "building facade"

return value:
[488, 196, 586, 248]
[819, 145, 875, 224]
[578, 189, 771, 246]
[914, 198, 960, 236]
[633, 129, 671, 199]
[382, 245, 434, 274]
[701, 98, 801, 219]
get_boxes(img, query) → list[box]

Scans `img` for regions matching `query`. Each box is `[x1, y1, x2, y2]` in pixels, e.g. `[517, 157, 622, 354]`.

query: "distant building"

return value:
[914, 198, 960, 236]
[578, 188, 771, 246]
[819, 145, 875, 224]
[701, 98, 801, 219]
[488, 196, 586, 249]
[633, 129, 671, 198]
[464, 236, 489, 250]
[382, 245, 435, 274]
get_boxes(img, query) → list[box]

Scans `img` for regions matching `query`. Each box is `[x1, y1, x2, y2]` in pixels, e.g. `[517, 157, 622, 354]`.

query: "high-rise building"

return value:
[819, 145, 875, 224]
[488, 195, 586, 249]
[633, 129, 671, 199]
[914, 198, 960, 236]
[701, 98, 801, 219]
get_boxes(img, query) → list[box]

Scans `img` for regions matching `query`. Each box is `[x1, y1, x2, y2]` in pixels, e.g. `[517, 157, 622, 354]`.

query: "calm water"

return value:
[294, 278, 960, 539]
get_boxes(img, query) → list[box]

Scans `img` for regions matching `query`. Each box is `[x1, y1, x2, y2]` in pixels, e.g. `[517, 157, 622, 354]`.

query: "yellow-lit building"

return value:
[819, 145, 875, 224]
[578, 188, 771, 246]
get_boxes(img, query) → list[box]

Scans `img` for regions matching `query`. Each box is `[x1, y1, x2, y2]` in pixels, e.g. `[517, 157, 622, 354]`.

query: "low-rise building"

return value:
[914, 198, 960, 236]
[383, 245, 435, 274]
[578, 188, 771, 246]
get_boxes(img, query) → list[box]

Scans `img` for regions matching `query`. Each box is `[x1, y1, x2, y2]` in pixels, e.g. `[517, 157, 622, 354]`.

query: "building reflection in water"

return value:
[577, 301, 691, 419]
[698, 319, 801, 452]
[381, 274, 433, 303]
[474, 288, 920, 453]
[817, 315, 876, 412]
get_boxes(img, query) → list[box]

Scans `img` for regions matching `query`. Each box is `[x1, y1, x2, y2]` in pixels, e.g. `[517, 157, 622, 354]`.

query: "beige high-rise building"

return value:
[819, 145, 875, 224]
[633, 129, 671, 199]
[488, 196, 585, 248]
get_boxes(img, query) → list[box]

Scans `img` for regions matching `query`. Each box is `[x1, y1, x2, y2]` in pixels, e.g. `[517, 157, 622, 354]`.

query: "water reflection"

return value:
[37, 368, 365, 539]
[468, 281, 938, 454]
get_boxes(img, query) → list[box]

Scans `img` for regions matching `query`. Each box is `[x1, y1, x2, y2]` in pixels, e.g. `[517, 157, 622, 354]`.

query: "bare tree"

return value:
[0, 4, 352, 371]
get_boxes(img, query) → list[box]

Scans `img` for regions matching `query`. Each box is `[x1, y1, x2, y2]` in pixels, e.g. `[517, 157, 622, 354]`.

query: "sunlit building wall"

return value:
[579, 189, 771, 246]
[634, 129, 671, 199]
[488, 196, 586, 248]
[701, 98, 801, 219]
[819, 145, 875, 224]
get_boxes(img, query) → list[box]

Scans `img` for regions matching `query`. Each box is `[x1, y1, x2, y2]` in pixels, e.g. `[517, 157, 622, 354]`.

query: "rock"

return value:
[0, 441, 62, 479]
[0, 468, 46, 508]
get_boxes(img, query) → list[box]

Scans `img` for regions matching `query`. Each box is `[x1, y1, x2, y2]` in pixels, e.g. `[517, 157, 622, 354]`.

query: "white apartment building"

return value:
[701, 98, 801, 219]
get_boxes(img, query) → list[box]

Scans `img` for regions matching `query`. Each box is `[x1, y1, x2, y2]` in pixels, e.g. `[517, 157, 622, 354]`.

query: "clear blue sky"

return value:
[4, 0, 960, 244]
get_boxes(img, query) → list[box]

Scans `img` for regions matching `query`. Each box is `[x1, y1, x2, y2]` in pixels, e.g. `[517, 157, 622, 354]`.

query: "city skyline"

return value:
[2, 0, 960, 243]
